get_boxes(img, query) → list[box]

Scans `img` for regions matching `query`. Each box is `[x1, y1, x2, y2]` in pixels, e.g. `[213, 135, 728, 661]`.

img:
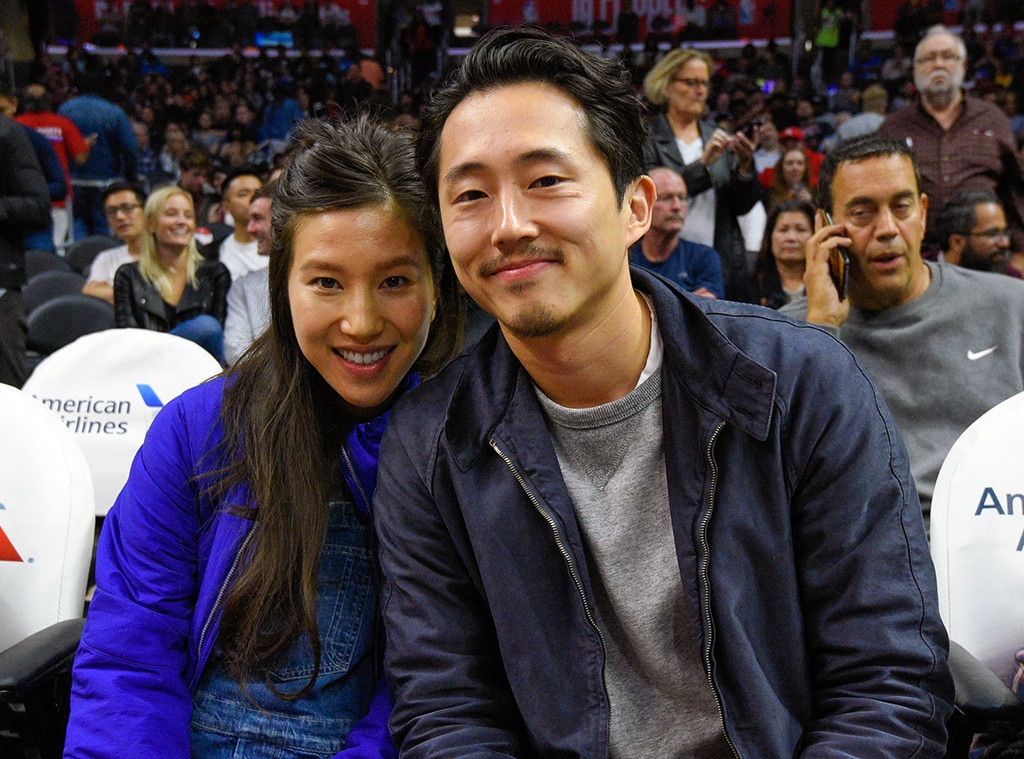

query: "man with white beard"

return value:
[880, 25, 1024, 244]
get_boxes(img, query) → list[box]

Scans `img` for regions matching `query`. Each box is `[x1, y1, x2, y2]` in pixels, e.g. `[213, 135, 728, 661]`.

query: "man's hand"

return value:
[691, 286, 717, 299]
[804, 209, 851, 328]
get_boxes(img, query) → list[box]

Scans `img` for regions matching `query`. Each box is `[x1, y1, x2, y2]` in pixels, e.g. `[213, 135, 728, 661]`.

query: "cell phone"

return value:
[740, 118, 764, 139]
[822, 212, 850, 300]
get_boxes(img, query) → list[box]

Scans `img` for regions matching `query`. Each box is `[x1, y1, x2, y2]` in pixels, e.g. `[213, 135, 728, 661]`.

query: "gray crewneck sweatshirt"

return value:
[534, 311, 730, 758]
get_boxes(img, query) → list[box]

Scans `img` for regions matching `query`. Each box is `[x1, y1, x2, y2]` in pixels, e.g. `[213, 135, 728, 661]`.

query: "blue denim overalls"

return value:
[190, 498, 376, 758]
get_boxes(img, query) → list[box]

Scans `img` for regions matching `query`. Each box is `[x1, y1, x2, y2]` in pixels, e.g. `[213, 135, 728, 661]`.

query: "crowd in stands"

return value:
[3, 13, 1024, 373]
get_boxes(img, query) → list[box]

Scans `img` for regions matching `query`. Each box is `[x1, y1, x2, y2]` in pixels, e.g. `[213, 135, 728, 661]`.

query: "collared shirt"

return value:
[880, 94, 1024, 234]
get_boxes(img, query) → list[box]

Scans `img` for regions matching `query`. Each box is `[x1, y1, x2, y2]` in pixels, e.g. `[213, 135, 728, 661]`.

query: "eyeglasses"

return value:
[969, 228, 1010, 241]
[673, 77, 710, 90]
[105, 202, 142, 217]
[913, 50, 963, 66]
[655, 193, 689, 204]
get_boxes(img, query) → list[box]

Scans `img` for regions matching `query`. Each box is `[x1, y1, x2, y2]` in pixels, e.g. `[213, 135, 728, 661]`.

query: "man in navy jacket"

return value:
[374, 27, 953, 758]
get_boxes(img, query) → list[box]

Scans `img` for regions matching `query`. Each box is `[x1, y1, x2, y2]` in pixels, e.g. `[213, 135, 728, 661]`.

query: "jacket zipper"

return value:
[700, 420, 741, 759]
[190, 526, 257, 691]
[489, 438, 606, 654]
[340, 443, 383, 681]
[340, 445, 370, 514]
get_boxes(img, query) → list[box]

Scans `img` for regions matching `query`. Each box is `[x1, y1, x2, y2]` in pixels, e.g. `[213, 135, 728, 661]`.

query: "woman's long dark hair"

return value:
[211, 117, 462, 696]
[754, 198, 815, 309]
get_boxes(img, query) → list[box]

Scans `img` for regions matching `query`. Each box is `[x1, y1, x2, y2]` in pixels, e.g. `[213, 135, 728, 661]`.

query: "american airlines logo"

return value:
[27, 384, 164, 435]
[0, 503, 24, 562]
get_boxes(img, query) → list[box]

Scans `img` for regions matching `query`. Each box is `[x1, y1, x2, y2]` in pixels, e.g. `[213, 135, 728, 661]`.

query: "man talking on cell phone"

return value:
[782, 132, 1024, 524]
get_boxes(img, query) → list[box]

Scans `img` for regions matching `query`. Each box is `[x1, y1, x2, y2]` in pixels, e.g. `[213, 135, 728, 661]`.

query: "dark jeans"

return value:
[72, 185, 110, 239]
[170, 314, 226, 366]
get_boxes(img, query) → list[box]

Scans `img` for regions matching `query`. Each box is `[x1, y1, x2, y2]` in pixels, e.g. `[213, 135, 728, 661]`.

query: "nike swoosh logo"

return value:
[967, 347, 998, 360]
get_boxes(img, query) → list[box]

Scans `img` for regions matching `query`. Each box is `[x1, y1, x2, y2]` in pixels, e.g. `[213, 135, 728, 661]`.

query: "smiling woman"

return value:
[64, 117, 463, 759]
[112, 185, 231, 363]
[287, 206, 436, 420]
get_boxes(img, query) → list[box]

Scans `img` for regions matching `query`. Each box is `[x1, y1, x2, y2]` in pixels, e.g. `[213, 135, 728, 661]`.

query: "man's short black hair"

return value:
[417, 26, 648, 206]
[934, 189, 1001, 249]
[102, 180, 146, 207]
[221, 165, 264, 199]
[817, 132, 922, 214]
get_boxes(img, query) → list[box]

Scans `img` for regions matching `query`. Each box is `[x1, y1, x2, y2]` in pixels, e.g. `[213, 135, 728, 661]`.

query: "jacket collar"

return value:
[445, 267, 777, 470]
[649, 113, 711, 151]
[650, 113, 682, 164]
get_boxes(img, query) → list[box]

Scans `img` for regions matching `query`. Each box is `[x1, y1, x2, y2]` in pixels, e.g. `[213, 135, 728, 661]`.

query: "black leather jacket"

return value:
[113, 258, 230, 332]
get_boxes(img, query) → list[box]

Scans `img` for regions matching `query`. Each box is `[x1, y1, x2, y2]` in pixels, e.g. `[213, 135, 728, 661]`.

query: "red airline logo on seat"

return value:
[0, 525, 23, 562]
[0, 504, 24, 561]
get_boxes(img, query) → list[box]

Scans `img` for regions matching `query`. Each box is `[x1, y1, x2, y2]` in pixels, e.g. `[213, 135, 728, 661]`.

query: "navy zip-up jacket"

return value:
[374, 267, 953, 758]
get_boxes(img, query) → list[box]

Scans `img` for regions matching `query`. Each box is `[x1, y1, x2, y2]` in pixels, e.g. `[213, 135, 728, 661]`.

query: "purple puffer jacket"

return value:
[64, 375, 398, 759]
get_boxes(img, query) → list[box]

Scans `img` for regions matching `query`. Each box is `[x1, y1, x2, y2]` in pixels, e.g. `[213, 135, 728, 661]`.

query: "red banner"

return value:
[489, 0, 794, 41]
[70, 0, 909, 51]
[71, 0, 377, 49]
[489, 0, 926, 39]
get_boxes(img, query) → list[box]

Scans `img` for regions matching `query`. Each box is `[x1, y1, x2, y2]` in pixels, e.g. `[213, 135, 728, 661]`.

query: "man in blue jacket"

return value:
[58, 64, 138, 239]
[630, 165, 725, 299]
[373, 27, 953, 758]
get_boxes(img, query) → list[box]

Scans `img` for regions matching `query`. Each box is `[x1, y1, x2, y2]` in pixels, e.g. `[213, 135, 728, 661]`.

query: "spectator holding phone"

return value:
[643, 48, 759, 300]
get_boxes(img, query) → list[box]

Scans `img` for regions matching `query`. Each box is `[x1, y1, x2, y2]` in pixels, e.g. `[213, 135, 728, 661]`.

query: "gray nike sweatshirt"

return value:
[782, 260, 1024, 516]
